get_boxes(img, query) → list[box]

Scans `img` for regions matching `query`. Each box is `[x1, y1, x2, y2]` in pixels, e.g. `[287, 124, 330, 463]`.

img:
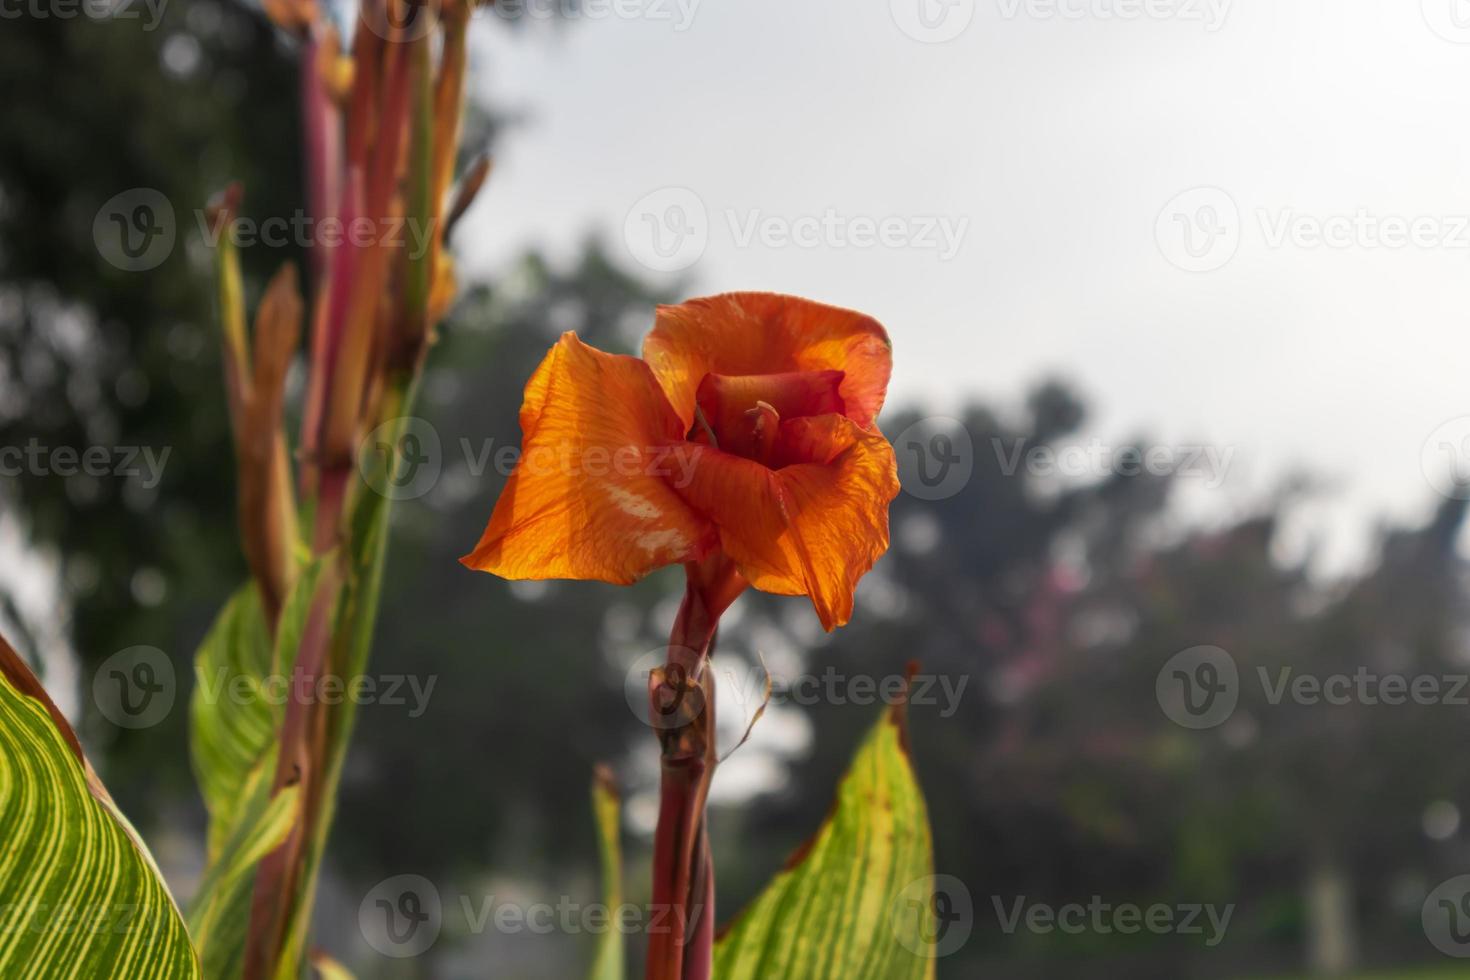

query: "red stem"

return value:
[647, 751, 708, 979]
[300, 26, 340, 295]
[684, 839, 715, 980]
[242, 572, 339, 980]
[297, 29, 345, 497]
[646, 561, 743, 980]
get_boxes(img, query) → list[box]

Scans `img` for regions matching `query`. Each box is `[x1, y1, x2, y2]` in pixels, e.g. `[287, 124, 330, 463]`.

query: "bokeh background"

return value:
[5, 1, 1470, 977]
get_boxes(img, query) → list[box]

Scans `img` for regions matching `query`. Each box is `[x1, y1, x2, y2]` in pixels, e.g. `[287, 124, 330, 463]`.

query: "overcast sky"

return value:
[452, 0, 1470, 574]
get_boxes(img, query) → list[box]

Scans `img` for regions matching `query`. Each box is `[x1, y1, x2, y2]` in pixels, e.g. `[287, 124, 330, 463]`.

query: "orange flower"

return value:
[461, 292, 899, 629]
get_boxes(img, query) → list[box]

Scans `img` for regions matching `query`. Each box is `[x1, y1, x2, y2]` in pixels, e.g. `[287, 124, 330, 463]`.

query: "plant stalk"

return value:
[646, 560, 743, 980]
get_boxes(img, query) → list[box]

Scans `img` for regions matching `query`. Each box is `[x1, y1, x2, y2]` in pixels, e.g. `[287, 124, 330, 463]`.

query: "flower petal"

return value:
[644, 293, 892, 432]
[674, 416, 900, 630]
[462, 332, 716, 584]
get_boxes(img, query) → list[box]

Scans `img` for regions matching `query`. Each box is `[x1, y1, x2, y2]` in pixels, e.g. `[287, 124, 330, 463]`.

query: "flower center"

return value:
[691, 370, 845, 464]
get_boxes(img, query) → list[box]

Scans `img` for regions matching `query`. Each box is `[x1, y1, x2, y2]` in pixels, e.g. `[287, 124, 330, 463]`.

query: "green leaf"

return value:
[0, 635, 200, 978]
[186, 774, 300, 980]
[590, 766, 625, 980]
[189, 581, 272, 860]
[187, 561, 327, 980]
[190, 562, 324, 857]
[308, 949, 355, 980]
[713, 702, 937, 980]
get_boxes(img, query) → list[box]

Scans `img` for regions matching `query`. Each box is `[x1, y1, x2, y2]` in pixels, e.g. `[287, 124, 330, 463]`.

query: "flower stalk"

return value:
[646, 559, 743, 980]
[461, 294, 897, 978]
[204, 0, 488, 976]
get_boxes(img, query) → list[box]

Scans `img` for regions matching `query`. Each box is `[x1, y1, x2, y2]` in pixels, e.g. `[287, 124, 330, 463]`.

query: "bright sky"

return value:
[455, 0, 1470, 574]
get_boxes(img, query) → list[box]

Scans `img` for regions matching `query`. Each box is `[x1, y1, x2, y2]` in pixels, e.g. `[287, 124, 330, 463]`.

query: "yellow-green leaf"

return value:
[713, 703, 937, 980]
[0, 635, 200, 978]
[187, 561, 326, 980]
[309, 949, 355, 980]
[185, 769, 300, 980]
[189, 581, 273, 860]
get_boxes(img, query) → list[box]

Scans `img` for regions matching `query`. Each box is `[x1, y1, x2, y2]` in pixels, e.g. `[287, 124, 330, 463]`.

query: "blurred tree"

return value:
[0, 1, 303, 814]
[976, 482, 1469, 977]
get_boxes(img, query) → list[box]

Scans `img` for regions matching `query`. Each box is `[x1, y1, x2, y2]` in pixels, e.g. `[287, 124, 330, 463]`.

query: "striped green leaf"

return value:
[0, 635, 200, 978]
[189, 581, 273, 860]
[187, 560, 325, 980]
[713, 702, 937, 980]
[190, 560, 323, 858]
[185, 770, 299, 980]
